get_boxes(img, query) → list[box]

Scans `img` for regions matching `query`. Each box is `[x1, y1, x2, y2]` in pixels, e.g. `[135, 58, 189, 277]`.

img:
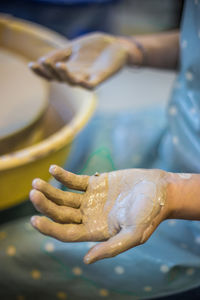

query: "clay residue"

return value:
[80, 169, 167, 242]
[81, 173, 110, 240]
[106, 169, 167, 237]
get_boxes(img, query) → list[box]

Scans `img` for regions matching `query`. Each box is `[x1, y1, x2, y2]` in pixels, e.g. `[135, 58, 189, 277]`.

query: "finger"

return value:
[84, 228, 143, 264]
[55, 62, 74, 83]
[83, 75, 102, 89]
[49, 165, 89, 191]
[30, 189, 82, 224]
[28, 62, 53, 80]
[55, 62, 89, 84]
[43, 48, 72, 63]
[32, 178, 81, 208]
[30, 215, 89, 242]
[39, 57, 63, 81]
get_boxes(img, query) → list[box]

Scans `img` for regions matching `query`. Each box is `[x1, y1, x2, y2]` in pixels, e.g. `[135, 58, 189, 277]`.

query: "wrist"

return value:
[166, 172, 200, 220]
[165, 172, 180, 219]
[117, 36, 145, 66]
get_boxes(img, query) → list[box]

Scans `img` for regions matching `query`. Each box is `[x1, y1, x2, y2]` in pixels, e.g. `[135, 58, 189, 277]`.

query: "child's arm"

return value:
[29, 166, 197, 265]
[167, 172, 200, 220]
[119, 30, 179, 70]
[29, 31, 179, 89]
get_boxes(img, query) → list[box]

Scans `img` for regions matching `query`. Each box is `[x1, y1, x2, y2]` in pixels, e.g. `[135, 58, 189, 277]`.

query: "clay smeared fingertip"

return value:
[28, 61, 35, 68]
[55, 62, 62, 68]
[39, 56, 47, 64]
[30, 216, 39, 227]
[32, 178, 41, 188]
[84, 253, 99, 264]
[49, 164, 57, 174]
[29, 189, 37, 199]
[83, 255, 92, 264]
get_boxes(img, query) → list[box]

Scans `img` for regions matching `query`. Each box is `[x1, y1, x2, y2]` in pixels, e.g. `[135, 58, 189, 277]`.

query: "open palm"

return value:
[29, 33, 129, 89]
[30, 166, 170, 264]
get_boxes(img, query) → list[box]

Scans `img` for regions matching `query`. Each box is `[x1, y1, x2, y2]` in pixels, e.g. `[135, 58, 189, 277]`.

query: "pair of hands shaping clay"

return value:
[30, 166, 170, 264]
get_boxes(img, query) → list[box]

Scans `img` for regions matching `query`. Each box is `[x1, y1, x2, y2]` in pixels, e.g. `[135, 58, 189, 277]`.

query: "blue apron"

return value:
[161, 0, 200, 173]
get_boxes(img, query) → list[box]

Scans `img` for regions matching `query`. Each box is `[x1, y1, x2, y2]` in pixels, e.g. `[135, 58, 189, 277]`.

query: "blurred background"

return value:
[0, 0, 183, 38]
[4, 2, 200, 300]
[0, 0, 183, 219]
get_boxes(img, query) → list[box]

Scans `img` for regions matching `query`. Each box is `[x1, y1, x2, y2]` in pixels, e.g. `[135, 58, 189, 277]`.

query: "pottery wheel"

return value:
[0, 47, 48, 141]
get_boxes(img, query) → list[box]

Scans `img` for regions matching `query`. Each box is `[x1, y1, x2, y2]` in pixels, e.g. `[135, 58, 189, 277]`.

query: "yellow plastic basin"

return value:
[0, 15, 96, 210]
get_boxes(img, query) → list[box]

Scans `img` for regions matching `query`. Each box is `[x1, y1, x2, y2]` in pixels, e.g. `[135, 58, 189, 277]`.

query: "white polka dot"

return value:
[114, 266, 124, 274]
[172, 136, 179, 145]
[195, 236, 200, 244]
[72, 267, 82, 276]
[195, 0, 198, 5]
[180, 243, 188, 249]
[31, 269, 41, 280]
[186, 268, 195, 275]
[99, 289, 109, 297]
[198, 30, 200, 39]
[160, 264, 170, 273]
[6, 246, 16, 256]
[87, 242, 97, 248]
[144, 286, 152, 292]
[57, 291, 67, 299]
[45, 242, 55, 252]
[169, 106, 177, 116]
[185, 71, 193, 81]
[168, 220, 176, 226]
[181, 40, 188, 48]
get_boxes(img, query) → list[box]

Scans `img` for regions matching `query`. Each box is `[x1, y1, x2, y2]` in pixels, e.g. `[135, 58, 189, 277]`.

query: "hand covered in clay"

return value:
[29, 33, 135, 89]
[30, 166, 170, 264]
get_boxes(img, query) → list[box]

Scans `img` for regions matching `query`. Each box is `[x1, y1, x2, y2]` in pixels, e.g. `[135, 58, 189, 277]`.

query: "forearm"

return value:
[118, 30, 180, 70]
[167, 172, 200, 220]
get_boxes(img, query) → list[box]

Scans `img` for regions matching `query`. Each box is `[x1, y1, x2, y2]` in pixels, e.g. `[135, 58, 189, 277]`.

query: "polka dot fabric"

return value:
[1, 119, 200, 300]
[1, 113, 200, 299]
[163, 0, 200, 172]
[1, 216, 200, 299]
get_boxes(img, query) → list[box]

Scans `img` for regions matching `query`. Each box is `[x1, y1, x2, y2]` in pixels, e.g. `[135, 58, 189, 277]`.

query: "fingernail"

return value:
[32, 178, 41, 188]
[83, 255, 91, 264]
[28, 62, 34, 68]
[84, 253, 97, 264]
[30, 216, 38, 227]
[49, 164, 57, 173]
[29, 189, 36, 199]
[40, 57, 46, 63]
[56, 62, 62, 68]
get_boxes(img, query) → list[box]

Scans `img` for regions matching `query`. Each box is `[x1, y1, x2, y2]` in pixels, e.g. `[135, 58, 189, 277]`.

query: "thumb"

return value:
[84, 227, 143, 264]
